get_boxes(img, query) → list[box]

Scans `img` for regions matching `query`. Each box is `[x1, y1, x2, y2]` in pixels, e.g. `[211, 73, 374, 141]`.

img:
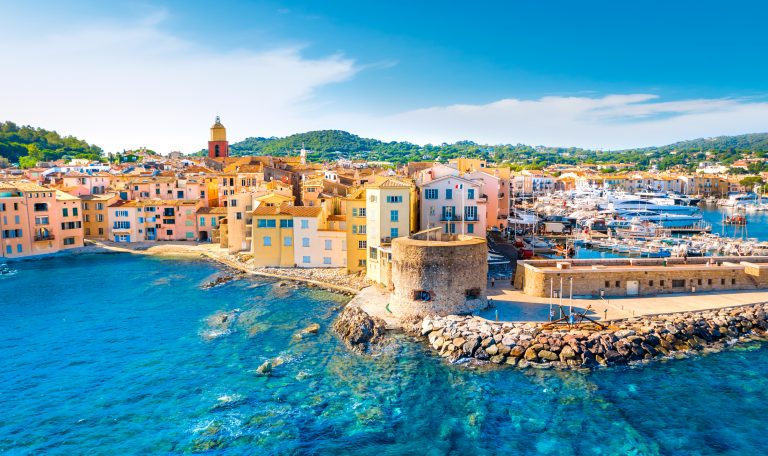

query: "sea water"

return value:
[1, 253, 767, 455]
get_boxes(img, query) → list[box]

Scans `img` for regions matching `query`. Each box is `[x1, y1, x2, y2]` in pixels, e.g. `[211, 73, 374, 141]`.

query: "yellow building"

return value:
[344, 187, 368, 274]
[364, 177, 414, 285]
[250, 206, 296, 267]
[81, 193, 119, 239]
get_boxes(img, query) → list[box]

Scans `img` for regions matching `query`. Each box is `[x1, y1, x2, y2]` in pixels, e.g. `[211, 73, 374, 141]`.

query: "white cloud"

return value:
[342, 94, 768, 150]
[0, 12, 358, 153]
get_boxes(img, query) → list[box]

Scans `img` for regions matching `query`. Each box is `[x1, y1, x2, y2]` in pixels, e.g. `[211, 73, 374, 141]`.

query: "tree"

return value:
[739, 175, 764, 189]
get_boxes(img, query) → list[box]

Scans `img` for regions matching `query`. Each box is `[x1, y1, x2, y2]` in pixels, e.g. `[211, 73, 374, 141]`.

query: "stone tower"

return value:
[208, 116, 229, 159]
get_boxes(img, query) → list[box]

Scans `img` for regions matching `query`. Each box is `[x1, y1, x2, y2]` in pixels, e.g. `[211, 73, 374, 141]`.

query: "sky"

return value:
[2, 0, 768, 153]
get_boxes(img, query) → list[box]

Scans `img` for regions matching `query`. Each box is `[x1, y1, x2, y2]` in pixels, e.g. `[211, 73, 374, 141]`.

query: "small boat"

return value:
[0, 263, 18, 276]
[724, 215, 747, 225]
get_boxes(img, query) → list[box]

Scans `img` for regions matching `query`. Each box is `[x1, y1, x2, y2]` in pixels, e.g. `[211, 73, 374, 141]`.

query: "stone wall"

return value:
[515, 256, 768, 297]
[389, 235, 488, 318]
[407, 303, 768, 369]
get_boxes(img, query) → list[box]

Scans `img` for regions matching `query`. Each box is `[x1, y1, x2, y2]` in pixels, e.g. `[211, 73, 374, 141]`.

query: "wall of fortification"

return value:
[390, 237, 488, 318]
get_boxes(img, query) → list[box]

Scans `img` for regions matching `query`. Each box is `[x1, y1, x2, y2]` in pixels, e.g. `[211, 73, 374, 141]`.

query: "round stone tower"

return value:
[390, 234, 488, 319]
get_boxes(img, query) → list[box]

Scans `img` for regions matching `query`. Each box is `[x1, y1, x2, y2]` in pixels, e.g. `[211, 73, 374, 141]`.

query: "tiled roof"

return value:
[252, 204, 322, 217]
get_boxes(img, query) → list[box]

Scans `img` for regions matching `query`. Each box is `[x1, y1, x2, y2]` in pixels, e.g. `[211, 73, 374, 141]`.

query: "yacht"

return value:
[609, 209, 705, 228]
[603, 198, 701, 215]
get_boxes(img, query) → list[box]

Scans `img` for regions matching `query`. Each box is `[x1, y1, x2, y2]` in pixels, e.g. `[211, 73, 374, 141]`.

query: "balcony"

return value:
[439, 214, 463, 222]
[34, 233, 54, 241]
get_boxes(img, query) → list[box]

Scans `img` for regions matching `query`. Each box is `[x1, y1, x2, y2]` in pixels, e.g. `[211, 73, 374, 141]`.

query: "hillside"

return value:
[230, 130, 768, 170]
[0, 121, 103, 168]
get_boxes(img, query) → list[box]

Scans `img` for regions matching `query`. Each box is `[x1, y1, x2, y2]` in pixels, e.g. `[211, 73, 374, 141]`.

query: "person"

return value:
[490, 277, 495, 288]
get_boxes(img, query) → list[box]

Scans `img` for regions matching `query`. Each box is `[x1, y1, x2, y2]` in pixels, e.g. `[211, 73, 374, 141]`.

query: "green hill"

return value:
[230, 130, 768, 171]
[0, 121, 103, 168]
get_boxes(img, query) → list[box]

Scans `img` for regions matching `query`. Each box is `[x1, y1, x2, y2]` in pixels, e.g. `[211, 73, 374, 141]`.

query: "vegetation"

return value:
[229, 130, 768, 170]
[0, 121, 103, 168]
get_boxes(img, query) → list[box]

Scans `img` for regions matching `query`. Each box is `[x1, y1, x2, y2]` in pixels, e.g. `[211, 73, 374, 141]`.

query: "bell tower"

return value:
[208, 116, 229, 159]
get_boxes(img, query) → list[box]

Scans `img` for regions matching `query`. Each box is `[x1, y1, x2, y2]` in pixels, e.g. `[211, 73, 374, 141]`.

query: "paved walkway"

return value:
[348, 286, 400, 329]
[487, 283, 768, 322]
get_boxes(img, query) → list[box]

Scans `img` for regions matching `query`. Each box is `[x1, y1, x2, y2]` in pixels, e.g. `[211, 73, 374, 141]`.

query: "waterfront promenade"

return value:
[485, 283, 768, 322]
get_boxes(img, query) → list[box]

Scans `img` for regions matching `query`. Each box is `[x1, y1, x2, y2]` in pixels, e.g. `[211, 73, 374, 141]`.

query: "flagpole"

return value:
[461, 184, 465, 236]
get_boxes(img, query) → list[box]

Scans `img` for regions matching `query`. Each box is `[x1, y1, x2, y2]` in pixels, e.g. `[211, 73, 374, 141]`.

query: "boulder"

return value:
[538, 350, 558, 362]
[559, 345, 577, 361]
[524, 347, 539, 362]
[332, 306, 387, 354]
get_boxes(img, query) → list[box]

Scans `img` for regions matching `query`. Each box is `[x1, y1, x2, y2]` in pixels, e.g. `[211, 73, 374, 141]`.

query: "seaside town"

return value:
[3, 116, 768, 371]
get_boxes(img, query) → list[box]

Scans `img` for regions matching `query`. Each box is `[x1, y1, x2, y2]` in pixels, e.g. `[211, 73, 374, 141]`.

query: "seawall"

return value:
[405, 303, 768, 369]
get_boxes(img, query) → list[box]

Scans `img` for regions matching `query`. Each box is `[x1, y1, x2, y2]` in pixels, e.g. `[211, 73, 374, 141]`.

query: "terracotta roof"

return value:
[197, 206, 228, 214]
[252, 204, 322, 217]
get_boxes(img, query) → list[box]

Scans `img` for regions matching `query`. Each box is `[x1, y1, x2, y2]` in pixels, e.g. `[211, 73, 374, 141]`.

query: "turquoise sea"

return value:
[2, 253, 768, 455]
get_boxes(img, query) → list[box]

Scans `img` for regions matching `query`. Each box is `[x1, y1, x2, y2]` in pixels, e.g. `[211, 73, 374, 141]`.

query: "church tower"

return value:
[208, 116, 229, 159]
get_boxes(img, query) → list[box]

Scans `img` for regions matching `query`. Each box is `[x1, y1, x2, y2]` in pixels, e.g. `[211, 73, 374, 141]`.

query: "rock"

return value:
[475, 348, 490, 360]
[505, 357, 518, 366]
[490, 354, 505, 364]
[332, 306, 387, 354]
[538, 350, 558, 362]
[256, 361, 272, 376]
[524, 347, 539, 362]
[559, 345, 576, 361]
[509, 345, 525, 359]
[293, 323, 321, 340]
[486, 344, 499, 356]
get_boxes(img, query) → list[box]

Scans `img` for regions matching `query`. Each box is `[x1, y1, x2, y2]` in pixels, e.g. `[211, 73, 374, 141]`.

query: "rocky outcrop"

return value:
[201, 275, 236, 289]
[407, 303, 768, 369]
[333, 305, 388, 354]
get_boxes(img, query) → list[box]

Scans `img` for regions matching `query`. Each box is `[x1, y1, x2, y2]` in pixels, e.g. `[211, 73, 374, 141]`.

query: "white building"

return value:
[418, 175, 486, 236]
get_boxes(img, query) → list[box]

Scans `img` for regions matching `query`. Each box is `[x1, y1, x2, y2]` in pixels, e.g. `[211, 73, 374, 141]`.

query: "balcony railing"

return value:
[34, 233, 54, 241]
[439, 214, 462, 221]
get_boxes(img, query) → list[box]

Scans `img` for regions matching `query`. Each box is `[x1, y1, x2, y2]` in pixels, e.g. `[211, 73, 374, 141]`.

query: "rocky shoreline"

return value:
[403, 303, 768, 369]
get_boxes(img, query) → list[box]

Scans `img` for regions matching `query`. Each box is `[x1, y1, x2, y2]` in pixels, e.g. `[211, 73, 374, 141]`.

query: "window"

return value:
[465, 206, 477, 221]
[615, 281, 620, 288]
[358, 259, 366, 267]
[323, 257, 332, 265]
[14, 215, 19, 224]
[369, 195, 377, 203]
[5, 245, 10, 254]
[301, 219, 309, 229]
[467, 224, 474, 234]
[185, 220, 193, 226]
[386, 195, 403, 203]
[98, 228, 104, 235]
[73, 207, 78, 216]
[35, 216, 48, 225]
[605, 280, 610, 288]
[443, 223, 456, 234]
[163, 208, 175, 216]
[96, 214, 103, 222]
[413, 290, 431, 301]
[369, 247, 378, 260]
[390, 210, 399, 222]
[352, 208, 358, 217]
[138, 217, 144, 223]
[732, 278, 736, 285]
[390, 227, 399, 238]
[0, 203, 4, 211]
[236, 212, 242, 220]
[62, 208, 69, 217]
[708, 278, 712, 285]
[672, 279, 685, 288]
[358, 240, 367, 249]
[465, 288, 481, 299]
[263, 236, 272, 246]
[467, 189, 475, 200]
[325, 240, 332, 250]
[359, 208, 366, 217]
[63, 237, 75, 246]
[342, 240, 346, 251]
[284, 237, 292, 246]
[721, 278, 725, 285]
[649, 280, 654, 287]
[660, 280, 665, 287]
[199, 217, 205, 226]
[230, 199, 237, 207]
[280, 219, 293, 228]
[445, 189, 453, 200]
[302, 256, 310, 264]
[697, 279, 702, 286]
[302, 238, 310, 247]
[257, 219, 276, 228]
[424, 188, 438, 200]
[166, 230, 173, 236]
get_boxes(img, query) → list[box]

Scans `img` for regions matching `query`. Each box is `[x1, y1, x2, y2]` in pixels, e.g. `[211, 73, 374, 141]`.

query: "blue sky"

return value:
[2, 0, 768, 152]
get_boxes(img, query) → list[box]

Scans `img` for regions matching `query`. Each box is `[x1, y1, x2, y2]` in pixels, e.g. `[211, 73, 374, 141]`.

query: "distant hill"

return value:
[0, 121, 103, 168]
[230, 130, 768, 170]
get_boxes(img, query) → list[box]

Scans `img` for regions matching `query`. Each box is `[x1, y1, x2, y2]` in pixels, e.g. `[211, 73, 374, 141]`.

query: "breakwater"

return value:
[405, 303, 768, 369]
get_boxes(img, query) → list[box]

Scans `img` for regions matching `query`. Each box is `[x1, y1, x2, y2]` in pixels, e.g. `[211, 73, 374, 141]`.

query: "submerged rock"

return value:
[293, 323, 321, 340]
[332, 305, 387, 354]
[201, 275, 235, 289]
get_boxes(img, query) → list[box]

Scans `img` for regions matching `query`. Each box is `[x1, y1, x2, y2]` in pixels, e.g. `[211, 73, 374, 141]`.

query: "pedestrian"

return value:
[490, 277, 495, 288]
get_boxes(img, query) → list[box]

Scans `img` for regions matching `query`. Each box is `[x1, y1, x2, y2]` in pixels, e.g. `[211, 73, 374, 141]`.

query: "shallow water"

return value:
[1, 253, 767, 455]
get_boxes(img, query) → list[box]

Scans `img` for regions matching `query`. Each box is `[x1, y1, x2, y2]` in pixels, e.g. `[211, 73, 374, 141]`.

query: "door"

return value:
[626, 280, 639, 296]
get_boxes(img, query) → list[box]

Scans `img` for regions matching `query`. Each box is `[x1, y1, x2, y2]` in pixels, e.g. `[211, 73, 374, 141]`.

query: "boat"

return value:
[613, 218, 658, 238]
[507, 210, 538, 225]
[609, 210, 704, 228]
[724, 215, 747, 225]
[0, 264, 17, 276]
